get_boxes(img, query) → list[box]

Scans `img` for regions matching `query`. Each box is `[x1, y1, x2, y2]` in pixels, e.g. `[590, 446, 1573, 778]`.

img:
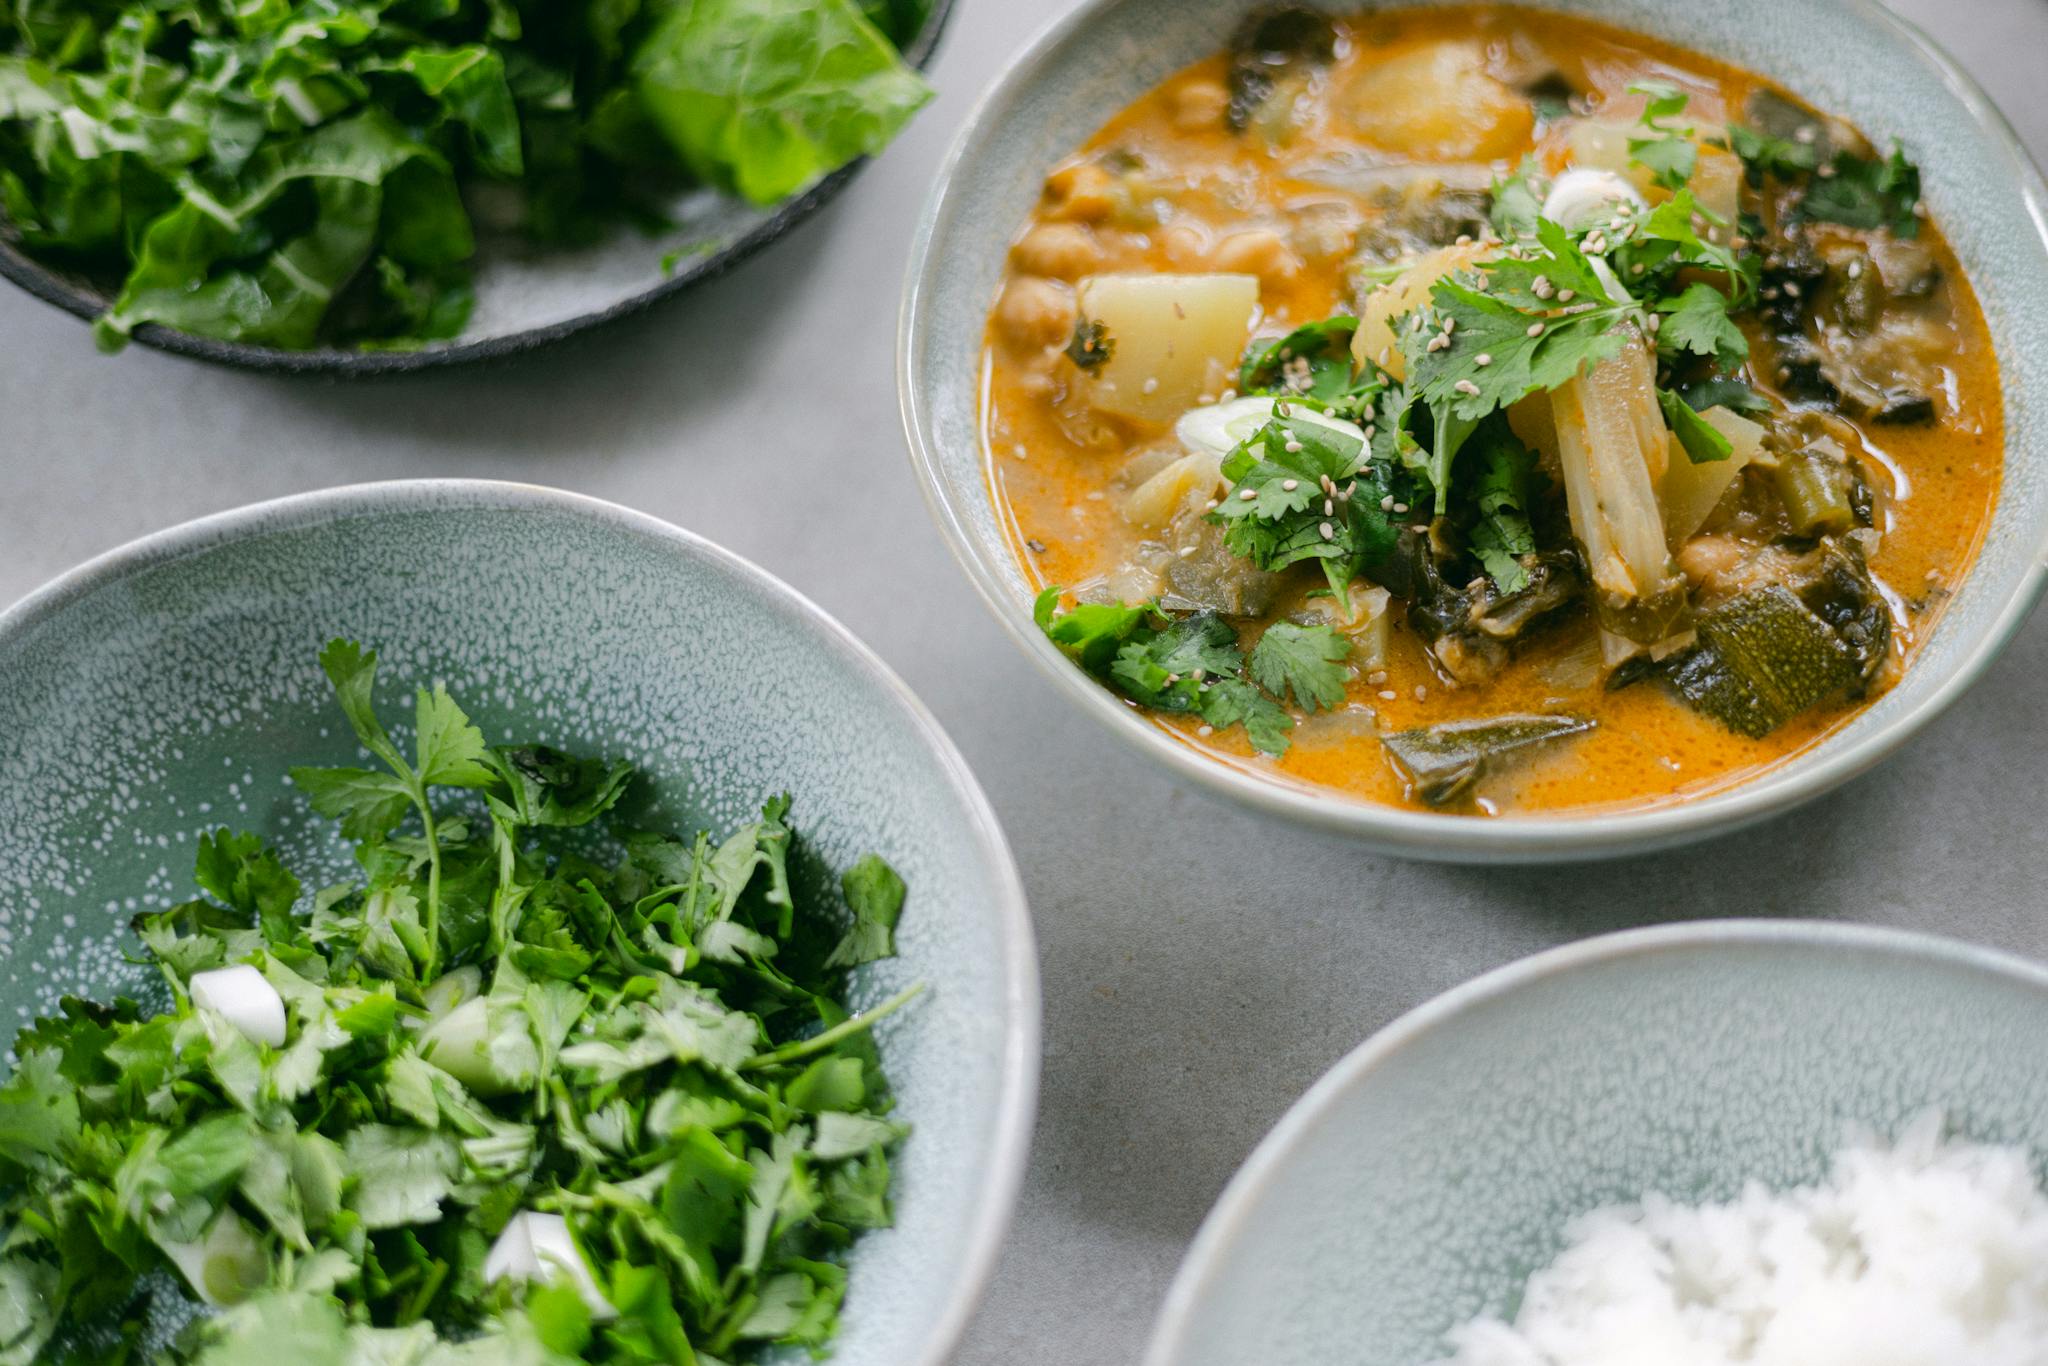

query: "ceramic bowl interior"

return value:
[0, 480, 1037, 1366]
[0, 0, 952, 375]
[899, 0, 2048, 862]
[1143, 922, 2048, 1366]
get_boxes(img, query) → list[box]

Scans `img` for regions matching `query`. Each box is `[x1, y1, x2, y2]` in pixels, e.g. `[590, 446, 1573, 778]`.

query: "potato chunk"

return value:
[1660, 405, 1762, 547]
[1353, 241, 1491, 380]
[1074, 273, 1259, 424]
[1346, 43, 1534, 161]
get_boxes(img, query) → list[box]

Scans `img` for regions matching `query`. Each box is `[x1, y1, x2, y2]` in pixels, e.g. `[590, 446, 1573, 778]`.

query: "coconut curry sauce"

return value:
[981, 5, 2000, 816]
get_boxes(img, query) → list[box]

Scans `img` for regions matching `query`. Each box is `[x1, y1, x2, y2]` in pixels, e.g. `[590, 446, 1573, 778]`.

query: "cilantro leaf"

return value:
[1659, 387, 1735, 464]
[1626, 80, 1697, 190]
[1200, 679, 1295, 756]
[1657, 281, 1748, 371]
[1248, 623, 1352, 712]
[1803, 143, 1923, 237]
[1459, 419, 1541, 593]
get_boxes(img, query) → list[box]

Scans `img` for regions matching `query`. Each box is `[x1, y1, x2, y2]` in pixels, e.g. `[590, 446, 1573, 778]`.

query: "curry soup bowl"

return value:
[0, 479, 1038, 1366]
[898, 0, 2048, 862]
[1143, 920, 2048, 1366]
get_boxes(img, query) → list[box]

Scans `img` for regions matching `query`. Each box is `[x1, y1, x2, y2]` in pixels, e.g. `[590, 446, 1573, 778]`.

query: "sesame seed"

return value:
[1284, 440, 1303, 453]
[1410, 314, 1426, 333]
[1377, 690, 1397, 701]
[1533, 275, 1551, 295]
[1475, 353, 1492, 367]
[1630, 263, 1645, 275]
[1527, 322, 1544, 337]
[1197, 724, 1213, 736]
[1179, 545, 1198, 558]
[1013, 443, 1029, 460]
[1426, 335, 1448, 352]
[1366, 670, 1387, 685]
[1442, 317, 1456, 334]
[1455, 234, 1473, 245]
[1816, 163, 1836, 179]
[1846, 261, 1864, 279]
[1206, 499, 1219, 511]
[1323, 499, 1335, 515]
[1363, 425, 1377, 439]
[1414, 685, 1427, 701]
[1558, 289, 1575, 302]
[1645, 314, 1661, 333]
[1141, 377, 1159, 394]
[1318, 522, 1334, 540]
[1392, 502, 1409, 514]
[1794, 125, 1818, 144]
[1784, 281, 1802, 298]
[1454, 379, 1481, 396]
[1380, 495, 1396, 511]
[1281, 479, 1299, 491]
[1239, 488, 1257, 501]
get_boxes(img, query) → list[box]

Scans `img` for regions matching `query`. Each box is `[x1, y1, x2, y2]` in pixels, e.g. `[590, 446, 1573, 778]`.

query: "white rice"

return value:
[1432, 1111, 2048, 1365]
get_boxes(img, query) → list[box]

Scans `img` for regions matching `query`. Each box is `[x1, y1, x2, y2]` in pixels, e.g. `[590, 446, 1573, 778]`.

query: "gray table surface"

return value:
[5, 0, 2046, 1359]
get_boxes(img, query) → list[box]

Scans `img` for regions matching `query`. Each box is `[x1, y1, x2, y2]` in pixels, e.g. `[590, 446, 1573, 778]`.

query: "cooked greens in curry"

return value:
[990, 5, 2001, 815]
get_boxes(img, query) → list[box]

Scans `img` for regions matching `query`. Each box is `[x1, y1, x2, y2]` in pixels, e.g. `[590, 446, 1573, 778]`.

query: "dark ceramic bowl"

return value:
[0, 0, 953, 375]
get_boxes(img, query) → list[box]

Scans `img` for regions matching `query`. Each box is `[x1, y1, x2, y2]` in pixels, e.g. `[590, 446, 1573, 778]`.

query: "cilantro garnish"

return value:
[1035, 589, 1331, 756]
[1803, 144, 1923, 238]
[1065, 316, 1114, 372]
[1248, 623, 1352, 712]
[1627, 81, 1698, 190]
[0, 641, 917, 1363]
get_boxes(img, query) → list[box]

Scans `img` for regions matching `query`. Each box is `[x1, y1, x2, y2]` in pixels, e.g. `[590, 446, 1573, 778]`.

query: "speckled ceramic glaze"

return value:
[0, 480, 1038, 1366]
[1142, 921, 2048, 1366]
[899, 0, 2048, 863]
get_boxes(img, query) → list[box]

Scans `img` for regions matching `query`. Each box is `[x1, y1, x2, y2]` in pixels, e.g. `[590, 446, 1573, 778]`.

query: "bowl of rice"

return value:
[1143, 921, 2048, 1366]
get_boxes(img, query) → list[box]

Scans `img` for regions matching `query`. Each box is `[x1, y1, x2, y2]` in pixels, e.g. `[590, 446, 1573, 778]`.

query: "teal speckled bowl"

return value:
[899, 0, 2048, 862]
[0, 480, 1039, 1366]
[1143, 922, 2048, 1366]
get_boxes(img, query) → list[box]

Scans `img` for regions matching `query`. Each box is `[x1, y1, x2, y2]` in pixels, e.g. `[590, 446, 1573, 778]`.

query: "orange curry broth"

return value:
[979, 5, 2001, 817]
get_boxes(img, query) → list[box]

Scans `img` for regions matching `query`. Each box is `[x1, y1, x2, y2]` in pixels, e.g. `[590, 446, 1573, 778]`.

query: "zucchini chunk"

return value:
[1666, 585, 1862, 737]
[1382, 714, 1596, 806]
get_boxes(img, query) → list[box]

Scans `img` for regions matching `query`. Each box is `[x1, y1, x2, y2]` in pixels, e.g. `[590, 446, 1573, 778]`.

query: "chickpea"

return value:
[1212, 229, 1304, 287]
[1677, 534, 1746, 587]
[995, 276, 1078, 352]
[1042, 162, 1118, 223]
[1160, 223, 1209, 267]
[1171, 78, 1231, 131]
[1010, 223, 1108, 281]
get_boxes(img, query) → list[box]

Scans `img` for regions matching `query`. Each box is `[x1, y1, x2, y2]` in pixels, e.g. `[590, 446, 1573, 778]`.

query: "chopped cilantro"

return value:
[1065, 316, 1114, 372]
[1626, 81, 1698, 190]
[1036, 591, 1311, 755]
[0, 641, 916, 1363]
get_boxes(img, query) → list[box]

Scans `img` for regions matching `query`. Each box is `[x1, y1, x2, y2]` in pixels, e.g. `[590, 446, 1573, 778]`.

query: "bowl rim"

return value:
[896, 0, 2048, 864]
[0, 0, 956, 377]
[1139, 917, 2048, 1366]
[0, 477, 1041, 1366]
